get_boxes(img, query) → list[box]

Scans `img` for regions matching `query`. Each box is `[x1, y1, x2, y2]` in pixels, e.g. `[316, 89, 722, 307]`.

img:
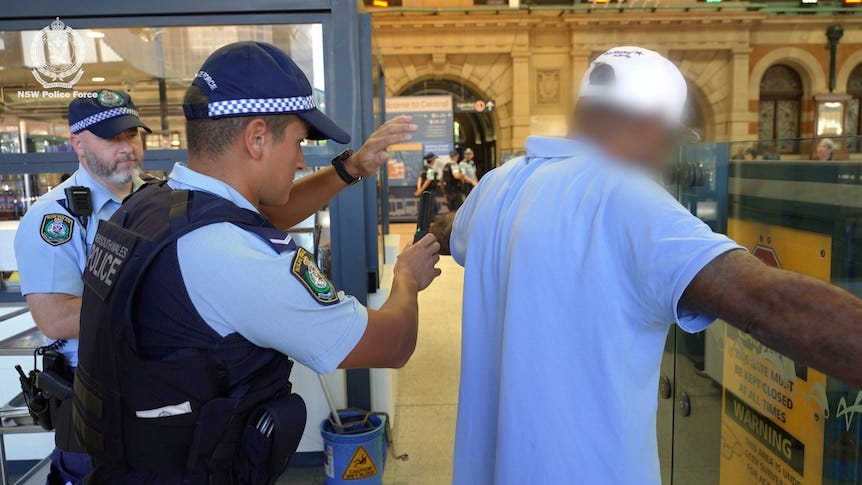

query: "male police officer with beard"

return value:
[14, 89, 151, 484]
[73, 42, 440, 484]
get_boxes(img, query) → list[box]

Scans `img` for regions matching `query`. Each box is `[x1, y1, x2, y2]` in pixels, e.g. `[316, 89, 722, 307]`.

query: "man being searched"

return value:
[450, 46, 862, 484]
[13, 89, 151, 484]
[441, 149, 464, 211]
[73, 42, 441, 484]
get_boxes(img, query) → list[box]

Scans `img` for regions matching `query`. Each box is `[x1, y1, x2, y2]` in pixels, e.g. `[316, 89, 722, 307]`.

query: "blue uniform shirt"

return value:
[14, 167, 144, 367]
[168, 163, 368, 374]
[451, 136, 743, 485]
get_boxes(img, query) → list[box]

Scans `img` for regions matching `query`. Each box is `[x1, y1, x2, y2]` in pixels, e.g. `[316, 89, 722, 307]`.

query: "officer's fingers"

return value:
[384, 115, 413, 127]
[426, 241, 442, 255]
[377, 151, 390, 163]
[417, 233, 438, 247]
[371, 131, 414, 150]
[434, 268, 443, 278]
[432, 253, 441, 264]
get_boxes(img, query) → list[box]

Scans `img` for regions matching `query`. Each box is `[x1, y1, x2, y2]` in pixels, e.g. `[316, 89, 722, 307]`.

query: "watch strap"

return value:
[332, 149, 360, 185]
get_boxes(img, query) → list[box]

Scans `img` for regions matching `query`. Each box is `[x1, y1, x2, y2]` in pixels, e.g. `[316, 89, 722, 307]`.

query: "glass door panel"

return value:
[670, 137, 862, 485]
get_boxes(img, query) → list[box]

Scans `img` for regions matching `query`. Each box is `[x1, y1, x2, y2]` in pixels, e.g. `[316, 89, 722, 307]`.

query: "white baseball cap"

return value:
[577, 46, 696, 138]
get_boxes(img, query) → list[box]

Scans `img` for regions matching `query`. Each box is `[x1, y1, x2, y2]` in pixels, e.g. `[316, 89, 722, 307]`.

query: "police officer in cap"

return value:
[441, 149, 464, 211]
[456, 147, 478, 197]
[73, 42, 440, 484]
[14, 89, 151, 484]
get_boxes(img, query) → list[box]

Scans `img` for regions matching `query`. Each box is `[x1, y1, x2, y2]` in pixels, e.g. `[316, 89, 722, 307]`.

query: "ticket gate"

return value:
[659, 140, 862, 485]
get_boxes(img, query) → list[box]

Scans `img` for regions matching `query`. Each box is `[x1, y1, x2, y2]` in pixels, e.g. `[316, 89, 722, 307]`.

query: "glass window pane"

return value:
[758, 100, 775, 141]
[0, 22, 325, 156]
[847, 98, 860, 153]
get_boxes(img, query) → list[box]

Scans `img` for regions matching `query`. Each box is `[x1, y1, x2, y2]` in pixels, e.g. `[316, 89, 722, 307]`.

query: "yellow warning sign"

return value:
[719, 219, 831, 485]
[342, 445, 378, 480]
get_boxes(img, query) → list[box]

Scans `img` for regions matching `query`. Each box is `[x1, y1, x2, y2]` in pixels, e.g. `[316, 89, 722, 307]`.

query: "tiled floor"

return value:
[384, 224, 463, 485]
[278, 223, 463, 485]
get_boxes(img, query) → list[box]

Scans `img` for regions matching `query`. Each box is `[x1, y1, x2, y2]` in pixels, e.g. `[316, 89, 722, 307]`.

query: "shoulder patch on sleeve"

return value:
[40, 213, 74, 246]
[290, 247, 339, 306]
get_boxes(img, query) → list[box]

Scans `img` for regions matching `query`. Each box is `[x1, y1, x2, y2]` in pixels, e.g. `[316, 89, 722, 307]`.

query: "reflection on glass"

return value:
[668, 137, 862, 485]
[816, 101, 846, 137]
[0, 23, 325, 153]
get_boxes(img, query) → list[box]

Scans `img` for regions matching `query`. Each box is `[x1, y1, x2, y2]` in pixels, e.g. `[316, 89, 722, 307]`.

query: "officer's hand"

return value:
[345, 115, 418, 178]
[395, 234, 441, 292]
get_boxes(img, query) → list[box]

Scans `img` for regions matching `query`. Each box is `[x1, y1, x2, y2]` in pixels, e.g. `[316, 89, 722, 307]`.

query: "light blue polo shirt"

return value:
[450, 136, 742, 485]
[168, 163, 368, 374]
[14, 167, 143, 367]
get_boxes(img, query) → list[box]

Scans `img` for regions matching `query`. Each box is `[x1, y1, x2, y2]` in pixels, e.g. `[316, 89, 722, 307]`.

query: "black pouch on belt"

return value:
[234, 393, 307, 485]
[39, 350, 85, 452]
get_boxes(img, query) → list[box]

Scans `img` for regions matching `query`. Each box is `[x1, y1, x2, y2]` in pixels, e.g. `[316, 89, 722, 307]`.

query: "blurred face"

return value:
[743, 151, 755, 161]
[258, 117, 307, 206]
[451, 154, 460, 163]
[73, 128, 143, 185]
[623, 118, 678, 171]
[465, 152, 474, 162]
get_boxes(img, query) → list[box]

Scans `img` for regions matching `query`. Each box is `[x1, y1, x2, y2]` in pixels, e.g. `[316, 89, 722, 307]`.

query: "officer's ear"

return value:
[69, 133, 85, 158]
[243, 118, 269, 160]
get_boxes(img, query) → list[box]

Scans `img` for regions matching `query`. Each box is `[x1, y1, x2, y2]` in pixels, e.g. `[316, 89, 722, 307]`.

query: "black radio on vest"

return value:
[73, 183, 306, 484]
[63, 186, 92, 228]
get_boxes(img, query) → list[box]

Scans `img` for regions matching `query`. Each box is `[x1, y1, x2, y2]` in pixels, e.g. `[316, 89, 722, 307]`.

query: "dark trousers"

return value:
[48, 448, 91, 485]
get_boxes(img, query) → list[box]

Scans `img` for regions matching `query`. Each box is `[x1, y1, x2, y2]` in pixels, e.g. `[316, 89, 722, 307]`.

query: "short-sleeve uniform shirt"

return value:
[421, 164, 438, 185]
[14, 168, 144, 367]
[450, 136, 742, 485]
[457, 160, 477, 181]
[164, 163, 368, 374]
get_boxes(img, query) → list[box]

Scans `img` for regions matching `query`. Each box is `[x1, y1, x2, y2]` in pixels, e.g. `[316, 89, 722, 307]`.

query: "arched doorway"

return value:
[758, 64, 804, 154]
[846, 63, 862, 153]
[399, 79, 497, 176]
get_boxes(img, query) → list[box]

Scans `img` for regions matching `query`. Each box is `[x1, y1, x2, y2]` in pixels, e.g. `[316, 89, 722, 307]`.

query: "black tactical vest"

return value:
[73, 183, 306, 484]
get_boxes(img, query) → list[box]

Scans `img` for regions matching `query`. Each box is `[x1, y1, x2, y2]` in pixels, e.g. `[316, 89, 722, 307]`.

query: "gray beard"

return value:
[85, 152, 140, 185]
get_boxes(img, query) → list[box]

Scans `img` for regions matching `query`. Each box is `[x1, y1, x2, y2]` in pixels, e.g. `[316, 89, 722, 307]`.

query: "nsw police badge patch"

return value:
[40, 214, 74, 246]
[291, 247, 339, 306]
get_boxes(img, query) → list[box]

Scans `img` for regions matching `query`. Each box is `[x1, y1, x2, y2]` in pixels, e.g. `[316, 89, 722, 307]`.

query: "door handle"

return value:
[658, 375, 672, 400]
[678, 392, 692, 417]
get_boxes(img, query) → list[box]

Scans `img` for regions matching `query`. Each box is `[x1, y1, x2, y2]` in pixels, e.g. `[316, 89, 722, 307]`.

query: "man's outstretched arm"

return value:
[681, 249, 862, 387]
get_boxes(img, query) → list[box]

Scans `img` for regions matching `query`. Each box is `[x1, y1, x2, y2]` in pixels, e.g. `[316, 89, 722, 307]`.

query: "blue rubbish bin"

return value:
[321, 410, 387, 484]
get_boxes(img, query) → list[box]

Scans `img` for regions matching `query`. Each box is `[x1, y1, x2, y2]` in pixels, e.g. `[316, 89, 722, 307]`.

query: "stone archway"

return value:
[836, 49, 862, 94]
[749, 47, 827, 98]
[397, 78, 498, 176]
[382, 52, 512, 154]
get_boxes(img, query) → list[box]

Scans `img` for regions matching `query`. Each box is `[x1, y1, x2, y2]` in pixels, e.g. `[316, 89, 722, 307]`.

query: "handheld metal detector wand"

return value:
[414, 191, 433, 244]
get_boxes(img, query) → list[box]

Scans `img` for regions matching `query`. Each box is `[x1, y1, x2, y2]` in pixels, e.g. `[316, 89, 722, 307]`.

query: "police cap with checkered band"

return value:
[183, 41, 351, 145]
[68, 89, 152, 139]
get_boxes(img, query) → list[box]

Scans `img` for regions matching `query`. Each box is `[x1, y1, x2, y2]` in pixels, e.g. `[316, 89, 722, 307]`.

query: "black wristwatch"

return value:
[331, 149, 361, 186]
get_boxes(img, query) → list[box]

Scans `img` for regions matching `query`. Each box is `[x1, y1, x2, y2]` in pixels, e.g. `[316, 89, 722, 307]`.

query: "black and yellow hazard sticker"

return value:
[342, 445, 378, 480]
[291, 247, 339, 306]
[40, 213, 74, 246]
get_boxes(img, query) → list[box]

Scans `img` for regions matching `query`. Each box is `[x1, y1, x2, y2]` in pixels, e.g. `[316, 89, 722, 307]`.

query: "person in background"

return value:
[13, 89, 152, 485]
[415, 152, 442, 218]
[761, 143, 781, 160]
[442, 149, 464, 211]
[743, 147, 757, 161]
[456, 147, 479, 196]
[449, 46, 862, 484]
[816, 138, 835, 161]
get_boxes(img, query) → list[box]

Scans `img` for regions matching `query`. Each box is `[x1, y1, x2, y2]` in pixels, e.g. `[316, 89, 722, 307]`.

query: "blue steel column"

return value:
[329, 0, 373, 410]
